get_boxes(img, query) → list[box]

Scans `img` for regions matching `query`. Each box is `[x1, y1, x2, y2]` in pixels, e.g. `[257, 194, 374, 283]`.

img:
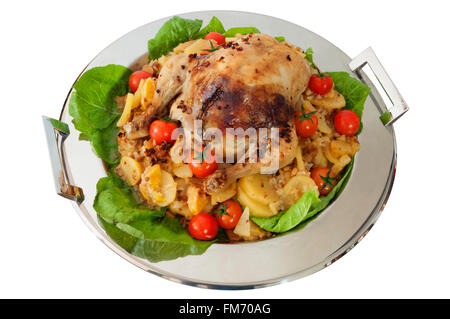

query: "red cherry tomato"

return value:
[188, 147, 218, 178]
[311, 168, 337, 196]
[149, 120, 178, 145]
[308, 73, 333, 95]
[204, 32, 225, 46]
[129, 71, 152, 93]
[214, 200, 243, 229]
[294, 107, 318, 138]
[188, 213, 219, 240]
[334, 110, 360, 136]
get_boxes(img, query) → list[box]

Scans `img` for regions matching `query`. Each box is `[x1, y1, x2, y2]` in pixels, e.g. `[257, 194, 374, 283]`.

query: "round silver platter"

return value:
[51, 10, 407, 289]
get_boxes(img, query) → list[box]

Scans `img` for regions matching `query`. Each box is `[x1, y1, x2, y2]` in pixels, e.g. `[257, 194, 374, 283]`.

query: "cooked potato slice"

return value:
[211, 182, 237, 204]
[119, 156, 142, 186]
[143, 164, 162, 189]
[350, 140, 360, 155]
[309, 89, 346, 109]
[139, 182, 151, 201]
[332, 155, 351, 175]
[225, 37, 238, 42]
[313, 147, 328, 168]
[237, 186, 277, 218]
[187, 185, 209, 215]
[184, 39, 216, 55]
[140, 165, 177, 207]
[330, 140, 353, 158]
[172, 162, 193, 178]
[233, 207, 250, 237]
[324, 146, 339, 164]
[169, 200, 193, 219]
[133, 79, 145, 108]
[317, 115, 332, 134]
[296, 146, 307, 173]
[141, 78, 156, 110]
[302, 100, 315, 112]
[238, 174, 279, 205]
[117, 93, 135, 127]
[169, 138, 185, 164]
[282, 175, 317, 207]
[173, 40, 195, 53]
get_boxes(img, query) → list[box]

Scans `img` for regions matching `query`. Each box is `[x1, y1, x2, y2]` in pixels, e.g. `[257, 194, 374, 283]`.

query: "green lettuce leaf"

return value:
[194, 16, 225, 39]
[94, 176, 215, 262]
[69, 64, 131, 164]
[274, 36, 285, 42]
[327, 72, 371, 119]
[251, 189, 320, 233]
[305, 159, 354, 219]
[252, 160, 354, 233]
[69, 65, 130, 133]
[305, 47, 317, 69]
[49, 118, 70, 134]
[224, 27, 260, 37]
[98, 216, 138, 252]
[148, 16, 202, 60]
[99, 216, 216, 263]
[129, 216, 215, 262]
[93, 176, 164, 224]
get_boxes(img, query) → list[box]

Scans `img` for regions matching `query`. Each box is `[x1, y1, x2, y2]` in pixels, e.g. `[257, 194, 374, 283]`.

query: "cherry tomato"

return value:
[188, 147, 218, 178]
[334, 110, 360, 136]
[311, 168, 337, 196]
[308, 73, 333, 95]
[204, 32, 225, 46]
[214, 200, 243, 229]
[188, 213, 219, 240]
[149, 120, 178, 145]
[295, 107, 318, 138]
[129, 71, 152, 93]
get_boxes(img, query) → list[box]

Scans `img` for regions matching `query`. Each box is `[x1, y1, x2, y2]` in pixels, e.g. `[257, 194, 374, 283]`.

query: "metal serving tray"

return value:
[43, 11, 408, 289]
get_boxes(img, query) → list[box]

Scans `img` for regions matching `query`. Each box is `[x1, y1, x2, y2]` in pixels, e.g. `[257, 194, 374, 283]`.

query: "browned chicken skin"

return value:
[132, 34, 312, 193]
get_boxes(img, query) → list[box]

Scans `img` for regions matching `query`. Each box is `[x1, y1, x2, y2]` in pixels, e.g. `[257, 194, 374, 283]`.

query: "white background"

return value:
[1, 0, 449, 298]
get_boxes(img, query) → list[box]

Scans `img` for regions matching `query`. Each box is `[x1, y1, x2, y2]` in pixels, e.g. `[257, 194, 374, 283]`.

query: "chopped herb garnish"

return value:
[204, 40, 223, 53]
[320, 170, 336, 191]
[214, 202, 230, 218]
[297, 104, 318, 124]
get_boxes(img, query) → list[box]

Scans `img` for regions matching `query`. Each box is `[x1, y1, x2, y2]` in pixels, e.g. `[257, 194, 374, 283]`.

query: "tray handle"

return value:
[42, 116, 84, 203]
[349, 47, 409, 126]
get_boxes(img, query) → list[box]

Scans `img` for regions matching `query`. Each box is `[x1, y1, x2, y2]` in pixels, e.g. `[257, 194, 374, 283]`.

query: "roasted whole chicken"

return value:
[125, 34, 312, 193]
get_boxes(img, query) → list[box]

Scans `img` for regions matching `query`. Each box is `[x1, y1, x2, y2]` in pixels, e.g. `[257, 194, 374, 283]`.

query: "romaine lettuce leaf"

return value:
[224, 27, 260, 37]
[49, 118, 70, 134]
[98, 216, 139, 252]
[89, 123, 121, 165]
[327, 72, 371, 120]
[251, 160, 354, 233]
[129, 216, 215, 262]
[274, 36, 285, 42]
[94, 176, 215, 262]
[251, 189, 320, 233]
[147, 16, 265, 61]
[194, 16, 225, 39]
[68, 64, 131, 164]
[93, 176, 164, 224]
[148, 16, 202, 60]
